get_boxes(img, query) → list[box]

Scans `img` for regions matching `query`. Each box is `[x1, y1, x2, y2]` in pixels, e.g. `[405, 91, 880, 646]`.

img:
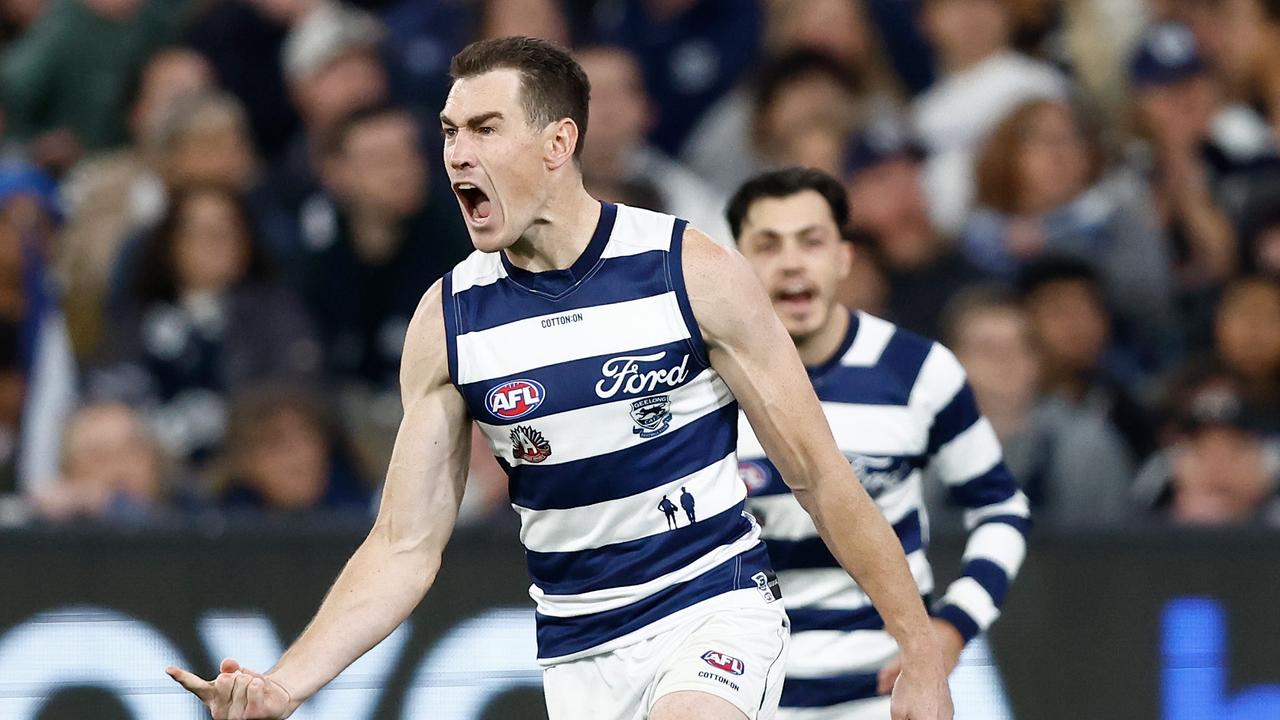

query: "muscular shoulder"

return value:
[400, 279, 452, 399]
[679, 226, 771, 349]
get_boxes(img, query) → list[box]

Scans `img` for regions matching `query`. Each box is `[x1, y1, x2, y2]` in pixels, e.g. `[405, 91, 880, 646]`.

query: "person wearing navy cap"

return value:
[1130, 22, 1276, 298]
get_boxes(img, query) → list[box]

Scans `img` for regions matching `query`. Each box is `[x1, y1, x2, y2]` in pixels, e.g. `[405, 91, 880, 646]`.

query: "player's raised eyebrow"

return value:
[439, 111, 505, 128]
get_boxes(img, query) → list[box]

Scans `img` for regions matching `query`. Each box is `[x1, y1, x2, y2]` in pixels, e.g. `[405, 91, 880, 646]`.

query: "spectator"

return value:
[1132, 371, 1280, 526]
[29, 402, 170, 524]
[683, 0, 905, 194]
[379, 0, 476, 120]
[692, 50, 864, 194]
[576, 45, 732, 244]
[1019, 257, 1157, 463]
[962, 98, 1178, 359]
[1212, 275, 1280, 417]
[271, 0, 388, 227]
[219, 384, 369, 515]
[0, 0, 47, 46]
[912, 0, 1068, 234]
[578, 0, 763, 155]
[845, 127, 984, 338]
[1129, 22, 1273, 295]
[56, 51, 218, 356]
[0, 321, 23, 496]
[0, 0, 196, 170]
[89, 185, 322, 467]
[0, 161, 76, 499]
[183, 0, 306, 161]
[938, 286, 1135, 528]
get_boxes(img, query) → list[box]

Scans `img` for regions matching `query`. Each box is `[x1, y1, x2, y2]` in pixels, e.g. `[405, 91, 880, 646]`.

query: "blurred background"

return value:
[0, 0, 1279, 718]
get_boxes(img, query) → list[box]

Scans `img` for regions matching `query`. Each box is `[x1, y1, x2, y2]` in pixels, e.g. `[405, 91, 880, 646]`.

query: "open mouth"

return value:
[453, 182, 493, 224]
[775, 287, 816, 306]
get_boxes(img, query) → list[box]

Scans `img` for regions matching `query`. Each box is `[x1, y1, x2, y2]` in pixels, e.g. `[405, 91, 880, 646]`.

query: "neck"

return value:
[944, 46, 1002, 75]
[504, 180, 601, 272]
[794, 305, 851, 367]
[981, 396, 1032, 440]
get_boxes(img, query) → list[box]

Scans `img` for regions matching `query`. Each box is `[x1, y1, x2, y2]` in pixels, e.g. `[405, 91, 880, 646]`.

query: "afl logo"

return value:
[486, 379, 545, 419]
[701, 651, 745, 676]
[738, 461, 769, 493]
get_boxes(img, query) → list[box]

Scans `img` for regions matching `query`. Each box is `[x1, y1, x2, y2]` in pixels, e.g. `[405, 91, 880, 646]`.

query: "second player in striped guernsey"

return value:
[727, 168, 1030, 719]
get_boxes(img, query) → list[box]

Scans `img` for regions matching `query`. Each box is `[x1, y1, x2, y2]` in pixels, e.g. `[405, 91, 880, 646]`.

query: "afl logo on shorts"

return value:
[701, 651, 745, 676]
[486, 379, 545, 419]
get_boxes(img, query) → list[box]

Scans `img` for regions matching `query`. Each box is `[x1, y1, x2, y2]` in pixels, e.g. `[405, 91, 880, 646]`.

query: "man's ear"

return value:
[838, 239, 854, 281]
[545, 118, 579, 170]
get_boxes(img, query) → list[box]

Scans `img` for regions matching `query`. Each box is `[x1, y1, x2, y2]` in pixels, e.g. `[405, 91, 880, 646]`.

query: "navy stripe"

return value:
[764, 511, 922, 571]
[874, 330, 933, 397]
[947, 462, 1018, 508]
[780, 673, 880, 708]
[507, 402, 738, 510]
[456, 249, 670, 334]
[811, 365, 915, 406]
[498, 202, 618, 297]
[441, 272, 459, 386]
[787, 605, 885, 634]
[526, 502, 754, 595]
[667, 218, 710, 366]
[534, 541, 773, 659]
[934, 603, 980, 643]
[461, 339, 705, 425]
[976, 513, 1032, 535]
[962, 558, 1010, 605]
[926, 383, 980, 455]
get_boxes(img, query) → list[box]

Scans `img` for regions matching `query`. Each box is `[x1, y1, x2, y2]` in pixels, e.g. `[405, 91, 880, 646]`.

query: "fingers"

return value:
[165, 666, 214, 701]
[246, 677, 266, 717]
[228, 672, 250, 720]
[876, 661, 900, 696]
[221, 657, 243, 674]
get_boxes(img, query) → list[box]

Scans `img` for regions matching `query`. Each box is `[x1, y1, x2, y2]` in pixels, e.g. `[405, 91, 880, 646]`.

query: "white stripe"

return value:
[456, 292, 689, 384]
[822, 402, 927, 456]
[908, 343, 967, 415]
[748, 474, 922, 543]
[478, 369, 733, 466]
[963, 491, 1030, 530]
[785, 628, 900, 678]
[940, 577, 999, 630]
[516, 454, 744, 552]
[449, 250, 507, 293]
[600, 204, 675, 259]
[962, 522, 1027, 580]
[932, 418, 1002, 486]
[737, 411, 765, 459]
[778, 549, 934, 611]
[530, 531, 762, 617]
[841, 312, 894, 367]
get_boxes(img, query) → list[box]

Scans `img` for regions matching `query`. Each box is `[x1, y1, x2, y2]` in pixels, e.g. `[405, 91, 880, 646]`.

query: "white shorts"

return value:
[543, 604, 790, 720]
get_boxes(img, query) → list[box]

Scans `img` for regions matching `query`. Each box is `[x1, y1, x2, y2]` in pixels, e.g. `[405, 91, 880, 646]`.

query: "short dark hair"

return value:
[320, 103, 414, 159]
[725, 167, 850, 240]
[1016, 255, 1101, 299]
[449, 36, 591, 158]
[753, 49, 863, 112]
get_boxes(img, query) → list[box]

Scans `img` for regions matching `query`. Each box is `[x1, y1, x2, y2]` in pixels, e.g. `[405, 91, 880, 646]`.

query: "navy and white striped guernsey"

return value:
[738, 311, 1030, 710]
[441, 202, 773, 664]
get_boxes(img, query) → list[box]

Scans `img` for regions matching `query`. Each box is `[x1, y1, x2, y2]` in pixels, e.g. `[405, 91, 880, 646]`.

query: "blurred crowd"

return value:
[0, 0, 1278, 531]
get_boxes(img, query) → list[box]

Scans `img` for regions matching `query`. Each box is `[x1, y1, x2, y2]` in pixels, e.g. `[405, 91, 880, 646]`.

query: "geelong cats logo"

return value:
[510, 426, 552, 463]
[630, 395, 673, 438]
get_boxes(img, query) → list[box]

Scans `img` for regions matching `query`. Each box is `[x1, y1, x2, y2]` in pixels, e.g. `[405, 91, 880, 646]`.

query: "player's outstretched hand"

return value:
[166, 658, 297, 720]
[883, 647, 954, 720]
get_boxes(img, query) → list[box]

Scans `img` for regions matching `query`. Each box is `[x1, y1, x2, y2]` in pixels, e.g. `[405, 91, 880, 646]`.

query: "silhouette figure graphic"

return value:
[658, 495, 678, 529]
[680, 486, 696, 523]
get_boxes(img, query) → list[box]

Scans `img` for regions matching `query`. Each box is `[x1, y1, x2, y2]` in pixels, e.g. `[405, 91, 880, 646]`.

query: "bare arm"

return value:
[682, 228, 949, 717]
[169, 281, 472, 717]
